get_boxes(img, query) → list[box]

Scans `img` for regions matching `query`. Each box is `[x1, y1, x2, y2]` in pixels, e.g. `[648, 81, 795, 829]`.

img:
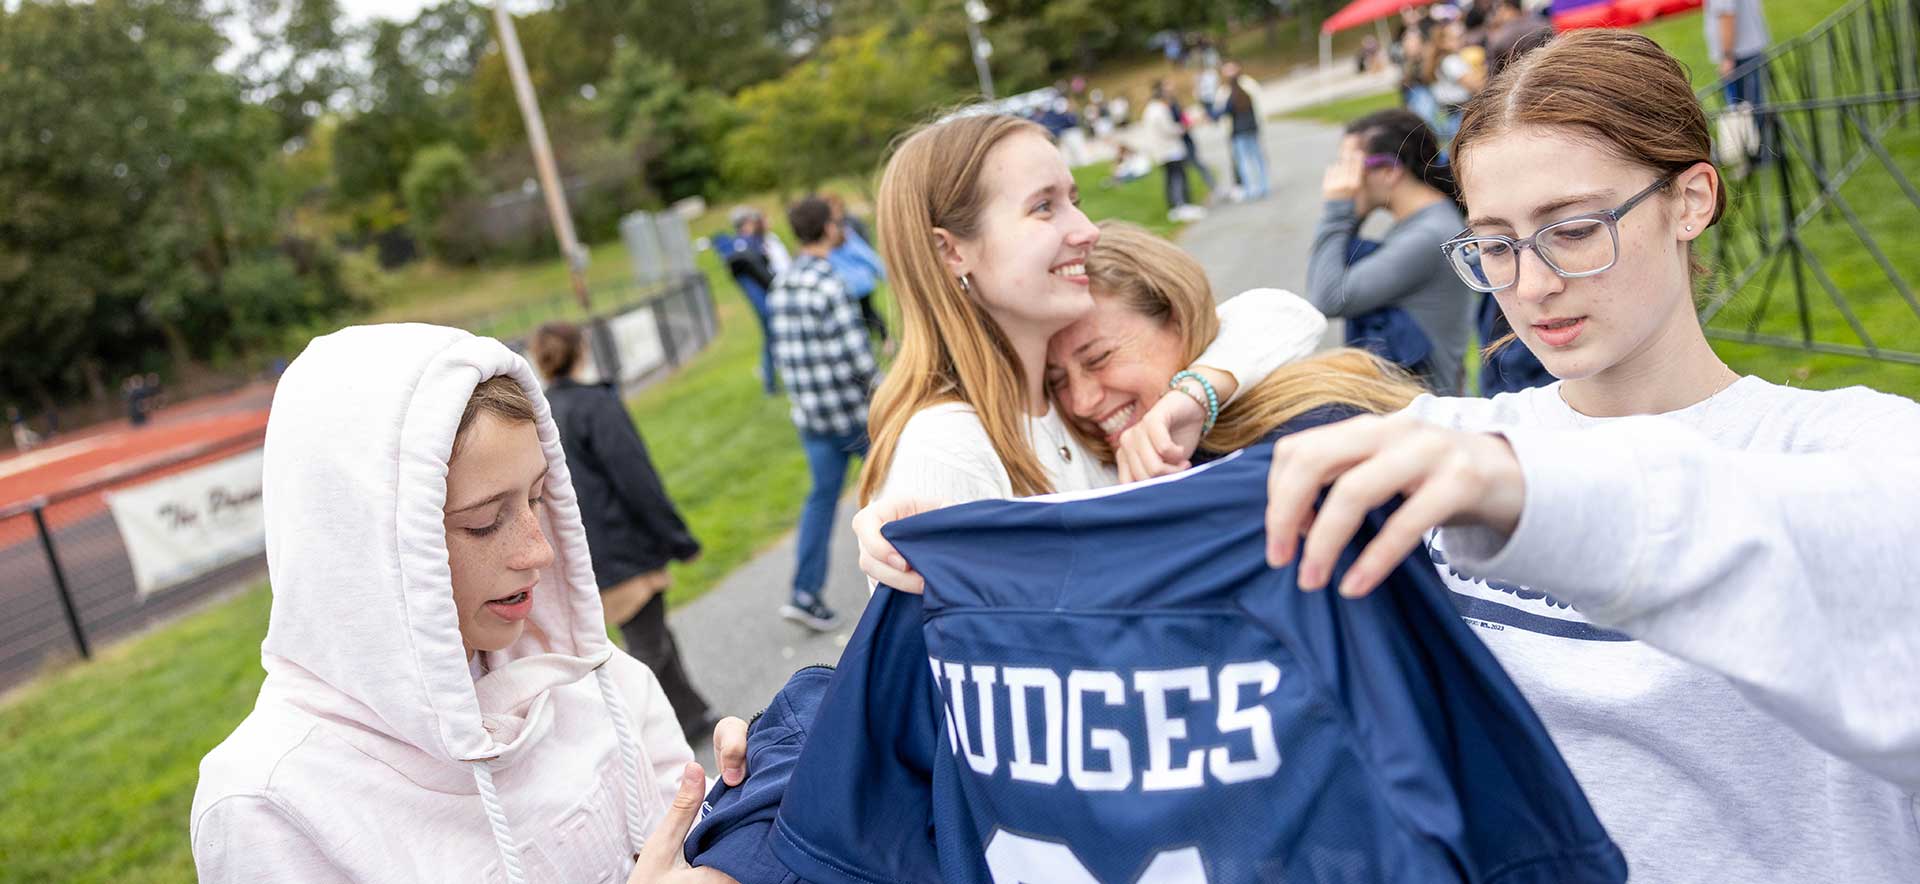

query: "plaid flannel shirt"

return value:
[768, 254, 877, 437]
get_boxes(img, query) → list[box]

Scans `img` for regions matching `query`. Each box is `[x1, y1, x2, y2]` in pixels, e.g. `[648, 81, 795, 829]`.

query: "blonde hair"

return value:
[858, 113, 1056, 504]
[1064, 221, 1422, 460]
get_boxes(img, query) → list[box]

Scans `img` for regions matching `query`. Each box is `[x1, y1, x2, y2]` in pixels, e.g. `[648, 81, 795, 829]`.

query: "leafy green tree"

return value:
[602, 47, 739, 203]
[235, 0, 357, 143]
[0, 0, 363, 403]
[402, 143, 484, 263]
[722, 27, 964, 194]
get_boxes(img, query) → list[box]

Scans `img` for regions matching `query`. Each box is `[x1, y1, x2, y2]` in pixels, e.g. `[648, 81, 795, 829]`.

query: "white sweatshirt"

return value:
[1408, 377, 1920, 882]
[877, 289, 1327, 503]
[191, 325, 695, 883]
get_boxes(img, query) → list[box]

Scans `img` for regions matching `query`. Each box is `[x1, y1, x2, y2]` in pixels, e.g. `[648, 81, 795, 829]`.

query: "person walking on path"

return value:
[1142, 80, 1206, 222]
[721, 209, 780, 395]
[824, 194, 890, 346]
[532, 322, 716, 743]
[1214, 60, 1270, 200]
[767, 196, 876, 633]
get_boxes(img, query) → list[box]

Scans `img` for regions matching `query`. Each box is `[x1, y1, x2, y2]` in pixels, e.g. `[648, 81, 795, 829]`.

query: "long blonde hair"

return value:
[1064, 222, 1423, 460]
[859, 113, 1056, 504]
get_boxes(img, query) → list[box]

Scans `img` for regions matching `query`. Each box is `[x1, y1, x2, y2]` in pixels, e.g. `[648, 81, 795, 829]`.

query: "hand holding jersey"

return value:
[1263, 413, 1525, 598]
[628, 763, 738, 884]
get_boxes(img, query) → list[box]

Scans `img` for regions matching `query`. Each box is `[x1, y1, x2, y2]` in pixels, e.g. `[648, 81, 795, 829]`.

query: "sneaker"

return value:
[780, 595, 841, 632]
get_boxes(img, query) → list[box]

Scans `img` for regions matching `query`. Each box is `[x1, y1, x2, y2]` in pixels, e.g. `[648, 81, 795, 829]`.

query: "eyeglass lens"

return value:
[1448, 218, 1615, 291]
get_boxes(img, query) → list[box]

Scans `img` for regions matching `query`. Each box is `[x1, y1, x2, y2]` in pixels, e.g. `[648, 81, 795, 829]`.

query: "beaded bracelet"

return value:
[1169, 370, 1220, 437]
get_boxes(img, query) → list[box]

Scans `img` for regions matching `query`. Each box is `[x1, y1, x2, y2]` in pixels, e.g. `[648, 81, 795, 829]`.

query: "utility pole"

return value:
[964, 0, 996, 100]
[491, 3, 621, 381]
[492, 3, 591, 312]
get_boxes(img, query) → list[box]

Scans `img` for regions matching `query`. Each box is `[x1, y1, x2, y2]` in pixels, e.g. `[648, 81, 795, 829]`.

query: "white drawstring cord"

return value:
[595, 666, 650, 856]
[472, 761, 528, 884]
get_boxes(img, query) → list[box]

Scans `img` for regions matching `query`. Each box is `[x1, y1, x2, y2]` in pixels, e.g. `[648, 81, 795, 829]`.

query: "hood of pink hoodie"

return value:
[257, 323, 616, 786]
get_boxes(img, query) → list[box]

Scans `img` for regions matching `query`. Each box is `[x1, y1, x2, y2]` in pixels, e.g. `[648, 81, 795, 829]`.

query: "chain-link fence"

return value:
[0, 430, 267, 693]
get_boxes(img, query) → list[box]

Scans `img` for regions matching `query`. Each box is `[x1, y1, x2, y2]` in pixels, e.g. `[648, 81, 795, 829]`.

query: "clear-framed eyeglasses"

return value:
[1439, 174, 1675, 294]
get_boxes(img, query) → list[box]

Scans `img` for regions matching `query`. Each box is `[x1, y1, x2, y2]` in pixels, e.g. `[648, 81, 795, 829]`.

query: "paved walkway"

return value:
[673, 70, 1380, 756]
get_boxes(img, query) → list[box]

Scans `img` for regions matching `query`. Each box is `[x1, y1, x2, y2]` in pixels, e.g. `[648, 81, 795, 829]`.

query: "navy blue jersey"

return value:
[694, 438, 1625, 883]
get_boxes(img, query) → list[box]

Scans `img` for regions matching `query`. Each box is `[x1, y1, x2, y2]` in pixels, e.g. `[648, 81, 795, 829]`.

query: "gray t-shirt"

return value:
[1305, 197, 1475, 395]
[1705, 0, 1771, 61]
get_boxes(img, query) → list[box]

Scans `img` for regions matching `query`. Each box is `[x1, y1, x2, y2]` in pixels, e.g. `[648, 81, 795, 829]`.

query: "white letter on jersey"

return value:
[1132, 667, 1210, 792]
[944, 661, 1000, 775]
[1210, 661, 1282, 783]
[932, 658, 959, 750]
[1066, 670, 1133, 791]
[1003, 667, 1063, 785]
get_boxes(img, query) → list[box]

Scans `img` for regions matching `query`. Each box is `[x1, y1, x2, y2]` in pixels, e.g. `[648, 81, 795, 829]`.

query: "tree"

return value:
[602, 47, 739, 203]
[0, 0, 364, 403]
[234, 0, 357, 143]
[721, 27, 964, 194]
[402, 143, 483, 263]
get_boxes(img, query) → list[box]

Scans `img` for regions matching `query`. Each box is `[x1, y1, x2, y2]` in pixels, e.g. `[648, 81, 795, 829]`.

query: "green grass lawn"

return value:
[0, 158, 1179, 884]
[1281, 88, 1401, 125]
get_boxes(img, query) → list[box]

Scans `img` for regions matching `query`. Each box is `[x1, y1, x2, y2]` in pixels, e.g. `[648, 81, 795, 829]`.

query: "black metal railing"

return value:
[0, 430, 268, 693]
[1698, 0, 1920, 364]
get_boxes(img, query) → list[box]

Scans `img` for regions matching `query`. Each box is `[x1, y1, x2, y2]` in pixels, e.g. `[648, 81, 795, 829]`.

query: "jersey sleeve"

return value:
[768, 591, 946, 884]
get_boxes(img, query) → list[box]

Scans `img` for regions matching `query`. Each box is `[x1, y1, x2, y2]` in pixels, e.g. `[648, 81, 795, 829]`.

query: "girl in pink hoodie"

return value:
[192, 324, 735, 883]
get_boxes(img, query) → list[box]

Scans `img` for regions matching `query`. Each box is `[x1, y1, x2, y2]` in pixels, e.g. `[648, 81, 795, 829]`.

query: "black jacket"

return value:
[545, 378, 700, 588]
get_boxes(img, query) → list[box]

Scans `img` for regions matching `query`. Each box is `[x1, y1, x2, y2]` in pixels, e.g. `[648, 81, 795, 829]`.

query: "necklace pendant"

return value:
[1059, 445, 1072, 462]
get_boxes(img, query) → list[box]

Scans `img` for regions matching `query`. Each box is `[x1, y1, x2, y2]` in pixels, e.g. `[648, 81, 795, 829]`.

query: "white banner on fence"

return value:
[608, 308, 668, 382]
[104, 448, 265, 597]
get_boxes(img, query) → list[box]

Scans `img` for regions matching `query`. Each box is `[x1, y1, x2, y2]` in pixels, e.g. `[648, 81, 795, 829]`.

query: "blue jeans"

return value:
[1230, 132, 1268, 199]
[1723, 54, 1774, 162]
[793, 428, 868, 602]
[736, 279, 777, 394]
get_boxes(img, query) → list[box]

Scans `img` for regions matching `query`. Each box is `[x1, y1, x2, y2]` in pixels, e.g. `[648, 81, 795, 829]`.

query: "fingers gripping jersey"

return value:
[702, 439, 1626, 884]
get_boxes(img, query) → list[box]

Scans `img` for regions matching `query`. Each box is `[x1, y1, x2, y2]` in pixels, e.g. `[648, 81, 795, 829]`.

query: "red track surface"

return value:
[0, 384, 274, 545]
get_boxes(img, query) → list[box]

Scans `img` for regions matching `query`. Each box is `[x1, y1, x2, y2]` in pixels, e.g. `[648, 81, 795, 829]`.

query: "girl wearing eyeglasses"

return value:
[1306, 108, 1477, 395]
[1266, 29, 1920, 881]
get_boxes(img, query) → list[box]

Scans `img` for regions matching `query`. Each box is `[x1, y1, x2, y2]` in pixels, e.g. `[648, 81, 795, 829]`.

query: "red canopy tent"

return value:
[1317, 0, 1440, 70]
[1551, 0, 1704, 30]
[1321, 0, 1441, 35]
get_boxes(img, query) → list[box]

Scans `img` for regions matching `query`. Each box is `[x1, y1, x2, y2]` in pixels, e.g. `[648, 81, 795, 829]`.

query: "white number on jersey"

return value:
[985, 830, 1208, 883]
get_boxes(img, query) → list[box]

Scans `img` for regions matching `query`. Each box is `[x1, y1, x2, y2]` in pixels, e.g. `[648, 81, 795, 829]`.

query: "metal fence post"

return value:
[30, 503, 90, 660]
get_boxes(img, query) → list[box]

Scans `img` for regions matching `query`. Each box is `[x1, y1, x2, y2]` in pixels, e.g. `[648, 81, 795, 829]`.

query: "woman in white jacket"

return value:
[191, 324, 735, 883]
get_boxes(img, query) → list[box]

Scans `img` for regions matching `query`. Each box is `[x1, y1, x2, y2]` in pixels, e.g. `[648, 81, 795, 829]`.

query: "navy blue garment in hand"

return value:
[1342, 239, 1437, 382]
[713, 444, 1628, 884]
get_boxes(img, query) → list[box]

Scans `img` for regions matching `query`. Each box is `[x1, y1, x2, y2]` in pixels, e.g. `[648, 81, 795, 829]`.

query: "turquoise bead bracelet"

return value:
[1169, 370, 1219, 437]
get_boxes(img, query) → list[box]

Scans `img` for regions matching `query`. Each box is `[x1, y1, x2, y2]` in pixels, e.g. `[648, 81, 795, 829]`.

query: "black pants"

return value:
[617, 592, 712, 736]
[1162, 158, 1190, 210]
[857, 294, 889, 343]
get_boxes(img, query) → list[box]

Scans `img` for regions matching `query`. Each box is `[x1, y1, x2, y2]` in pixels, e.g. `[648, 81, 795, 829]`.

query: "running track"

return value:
[0, 385, 274, 691]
